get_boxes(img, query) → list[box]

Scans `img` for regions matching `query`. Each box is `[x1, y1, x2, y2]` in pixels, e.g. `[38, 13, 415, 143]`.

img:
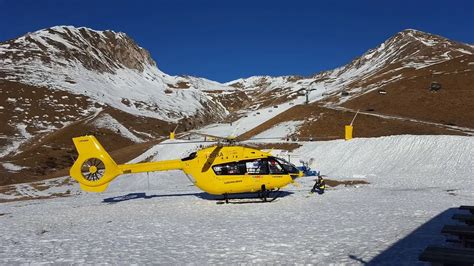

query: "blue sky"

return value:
[1, 0, 473, 82]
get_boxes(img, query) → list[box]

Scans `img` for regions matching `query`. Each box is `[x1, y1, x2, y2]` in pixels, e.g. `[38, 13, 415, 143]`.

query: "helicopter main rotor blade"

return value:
[189, 132, 233, 142]
[153, 140, 217, 145]
[243, 136, 339, 141]
[201, 146, 223, 173]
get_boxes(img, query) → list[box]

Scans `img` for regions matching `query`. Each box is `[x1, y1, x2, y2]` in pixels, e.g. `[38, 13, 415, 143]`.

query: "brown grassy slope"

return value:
[0, 80, 93, 146]
[340, 55, 474, 128]
[0, 79, 241, 186]
[0, 80, 177, 185]
[0, 118, 166, 186]
[239, 103, 462, 141]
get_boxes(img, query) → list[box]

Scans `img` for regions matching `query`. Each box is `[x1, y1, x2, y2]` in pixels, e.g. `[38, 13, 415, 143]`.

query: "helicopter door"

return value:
[267, 158, 286, 175]
[245, 159, 268, 175]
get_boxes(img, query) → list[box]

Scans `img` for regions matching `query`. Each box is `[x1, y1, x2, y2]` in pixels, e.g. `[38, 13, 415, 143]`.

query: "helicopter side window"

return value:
[274, 157, 299, 174]
[245, 159, 269, 175]
[267, 159, 285, 174]
[212, 162, 247, 175]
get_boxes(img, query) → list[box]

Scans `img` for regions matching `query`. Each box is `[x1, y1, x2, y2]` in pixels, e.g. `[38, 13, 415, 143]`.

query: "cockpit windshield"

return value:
[274, 157, 299, 174]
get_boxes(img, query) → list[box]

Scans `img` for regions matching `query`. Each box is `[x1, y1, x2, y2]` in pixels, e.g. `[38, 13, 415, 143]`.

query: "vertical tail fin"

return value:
[70, 136, 122, 192]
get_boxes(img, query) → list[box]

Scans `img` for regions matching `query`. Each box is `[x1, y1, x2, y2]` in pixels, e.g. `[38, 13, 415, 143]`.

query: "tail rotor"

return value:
[81, 158, 106, 181]
[70, 136, 122, 192]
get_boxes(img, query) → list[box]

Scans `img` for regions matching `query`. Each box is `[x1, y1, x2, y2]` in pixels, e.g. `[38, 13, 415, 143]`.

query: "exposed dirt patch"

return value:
[228, 82, 244, 89]
[340, 55, 474, 129]
[0, 184, 14, 194]
[206, 90, 251, 114]
[324, 179, 370, 188]
[0, 80, 94, 139]
[0, 79, 182, 185]
[239, 103, 461, 141]
[29, 183, 50, 192]
[286, 75, 304, 82]
[0, 83, 177, 185]
[167, 81, 191, 89]
[175, 81, 191, 89]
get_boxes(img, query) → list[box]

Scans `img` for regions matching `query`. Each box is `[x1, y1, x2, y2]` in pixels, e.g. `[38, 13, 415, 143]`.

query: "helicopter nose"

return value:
[290, 171, 303, 180]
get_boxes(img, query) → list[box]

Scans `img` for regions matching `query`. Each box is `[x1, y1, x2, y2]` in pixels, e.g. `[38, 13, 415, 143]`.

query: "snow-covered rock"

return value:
[0, 26, 236, 122]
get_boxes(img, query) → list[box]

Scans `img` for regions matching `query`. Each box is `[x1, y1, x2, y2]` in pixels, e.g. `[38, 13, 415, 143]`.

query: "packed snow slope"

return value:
[0, 135, 472, 264]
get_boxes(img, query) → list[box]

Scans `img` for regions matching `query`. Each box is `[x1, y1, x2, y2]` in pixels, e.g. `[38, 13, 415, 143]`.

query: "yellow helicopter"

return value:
[69, 133, 303, 202]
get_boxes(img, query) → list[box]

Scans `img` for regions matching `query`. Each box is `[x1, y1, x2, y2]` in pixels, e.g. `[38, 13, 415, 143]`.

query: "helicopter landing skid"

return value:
[216, 189, 282, 204]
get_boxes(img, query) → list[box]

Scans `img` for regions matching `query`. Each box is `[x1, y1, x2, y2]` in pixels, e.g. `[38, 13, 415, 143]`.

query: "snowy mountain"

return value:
[228, 29, 474, 139]
[1, 27, 473, 186]
[229, 29, 473, 106]
[0, 26, 244, 184]
[0, 26, 238, 121]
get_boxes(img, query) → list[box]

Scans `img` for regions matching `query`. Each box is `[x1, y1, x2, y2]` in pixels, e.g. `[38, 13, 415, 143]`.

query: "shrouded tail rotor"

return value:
[81, 158, 106, 181]
[70, 136, 122, 192]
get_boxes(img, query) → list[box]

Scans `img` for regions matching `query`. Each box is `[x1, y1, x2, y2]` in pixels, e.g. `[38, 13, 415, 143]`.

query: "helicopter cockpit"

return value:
[273, 157, 300, 178]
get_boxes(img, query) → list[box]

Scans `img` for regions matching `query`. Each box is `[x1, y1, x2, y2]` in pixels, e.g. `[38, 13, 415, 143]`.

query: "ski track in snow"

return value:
[0, 135, 473, 264]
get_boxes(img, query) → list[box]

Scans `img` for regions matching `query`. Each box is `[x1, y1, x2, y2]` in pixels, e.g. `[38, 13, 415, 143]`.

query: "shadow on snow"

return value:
[353, 207, 461, 265]
[102, 191, 293, 204]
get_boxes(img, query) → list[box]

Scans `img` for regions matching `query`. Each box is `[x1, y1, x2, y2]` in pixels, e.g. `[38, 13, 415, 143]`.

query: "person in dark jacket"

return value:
[311, 175, 325, 194]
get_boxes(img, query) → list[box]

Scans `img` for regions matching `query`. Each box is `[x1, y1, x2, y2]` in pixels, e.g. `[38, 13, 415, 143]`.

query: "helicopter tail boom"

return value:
[70, 135, 185, 193]
[118, 160, 184, 174]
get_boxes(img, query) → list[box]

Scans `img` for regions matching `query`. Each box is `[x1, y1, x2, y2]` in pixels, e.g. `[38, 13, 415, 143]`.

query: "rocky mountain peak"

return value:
[335, 28, 473, 77]
[1, 25, 156, 74]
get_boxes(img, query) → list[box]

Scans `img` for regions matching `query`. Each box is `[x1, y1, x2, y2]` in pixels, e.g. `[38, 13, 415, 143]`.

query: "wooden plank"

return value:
[419, 246, 474, 265]
[453, 214, 474, 225]
[442, 225, 474, 237]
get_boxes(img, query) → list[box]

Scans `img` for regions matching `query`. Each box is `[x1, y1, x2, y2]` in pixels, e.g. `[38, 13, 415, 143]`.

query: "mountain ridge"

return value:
[0, 26, 473, 186]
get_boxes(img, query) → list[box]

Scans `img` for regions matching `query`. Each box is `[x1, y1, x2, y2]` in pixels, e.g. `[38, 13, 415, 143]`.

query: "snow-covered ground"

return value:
[0, 135, 472, 264]
[92, 113, 144, 143]
[253, 120, 304, 139]
[2, 162, 28, 172]
[196, 100, 306, 137]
